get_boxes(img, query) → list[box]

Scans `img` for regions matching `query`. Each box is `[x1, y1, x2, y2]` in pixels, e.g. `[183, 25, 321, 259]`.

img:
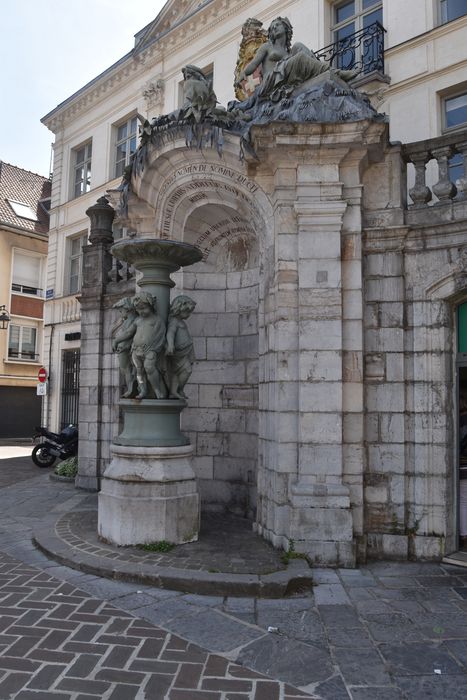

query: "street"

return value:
[1, 447, 467, 699]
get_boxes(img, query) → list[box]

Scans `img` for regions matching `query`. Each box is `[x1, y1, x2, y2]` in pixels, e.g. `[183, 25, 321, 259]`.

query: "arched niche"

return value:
[127, 137, 274, 518]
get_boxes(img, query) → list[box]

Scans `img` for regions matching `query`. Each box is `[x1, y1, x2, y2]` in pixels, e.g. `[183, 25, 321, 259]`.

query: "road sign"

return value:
[38, 367, 47, 383]
[37, 383, 47, 396]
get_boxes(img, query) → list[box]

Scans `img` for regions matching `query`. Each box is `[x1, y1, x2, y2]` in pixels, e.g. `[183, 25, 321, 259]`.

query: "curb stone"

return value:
[33, 512, 313, 598]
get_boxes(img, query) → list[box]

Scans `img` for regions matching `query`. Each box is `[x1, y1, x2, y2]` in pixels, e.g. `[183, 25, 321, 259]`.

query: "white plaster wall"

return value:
[384, 0, 434, 47]
[384, 14, 467, 142]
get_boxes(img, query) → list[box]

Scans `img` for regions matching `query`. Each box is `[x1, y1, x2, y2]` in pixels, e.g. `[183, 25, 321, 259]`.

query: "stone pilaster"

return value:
[76, 198, 115, 490]
[252, 121, 386, 567]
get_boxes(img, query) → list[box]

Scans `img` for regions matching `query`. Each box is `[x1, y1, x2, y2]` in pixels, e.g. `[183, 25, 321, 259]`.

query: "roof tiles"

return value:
[0, 162, 51, 236]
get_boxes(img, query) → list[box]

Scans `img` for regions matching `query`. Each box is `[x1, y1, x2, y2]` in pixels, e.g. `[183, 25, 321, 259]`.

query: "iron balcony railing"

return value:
[316, 21, 386, 78]
[8, 350, 39, 362]
[11, 283, 43, 296]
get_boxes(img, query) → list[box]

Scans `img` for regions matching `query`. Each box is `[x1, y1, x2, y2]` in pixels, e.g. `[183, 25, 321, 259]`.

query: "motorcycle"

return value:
[32, 425, 78, 468]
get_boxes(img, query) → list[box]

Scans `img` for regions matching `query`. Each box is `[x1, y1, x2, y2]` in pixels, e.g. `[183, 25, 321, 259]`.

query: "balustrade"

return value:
[60, 297, 81, 323]
[316, 21, 386, 78]
[403, 129, 467, 207]
[108, 258, 135, 285]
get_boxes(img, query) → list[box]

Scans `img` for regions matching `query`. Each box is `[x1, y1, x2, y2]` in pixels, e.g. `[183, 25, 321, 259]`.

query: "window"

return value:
[445, 91, 467, 131]
[11, 251, 43, 296]
[7, 200, 38, 221]
[443, 90, 467, 182]
[73, 142, 92, 198]
[441, 0, 467, 24]
[332, 0, 383, 72]
[114, 116, 138, 179]
[67, 234, 87, 295]
[8, 324, 38, 362]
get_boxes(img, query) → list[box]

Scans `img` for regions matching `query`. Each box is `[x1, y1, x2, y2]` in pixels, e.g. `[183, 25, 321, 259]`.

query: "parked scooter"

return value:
[31, 425, 78, 468]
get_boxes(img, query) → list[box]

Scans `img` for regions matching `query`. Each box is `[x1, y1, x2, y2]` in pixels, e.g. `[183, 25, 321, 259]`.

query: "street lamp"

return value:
[0, 305, 11, 330]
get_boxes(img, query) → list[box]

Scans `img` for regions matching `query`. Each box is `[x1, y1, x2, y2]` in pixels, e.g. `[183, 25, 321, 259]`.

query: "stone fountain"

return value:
[97, 238, 203, 546]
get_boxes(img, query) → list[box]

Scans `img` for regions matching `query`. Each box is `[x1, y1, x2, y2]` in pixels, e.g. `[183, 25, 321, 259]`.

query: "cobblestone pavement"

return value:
[2, 448, 467, 698]
[51, 507, 286, 574]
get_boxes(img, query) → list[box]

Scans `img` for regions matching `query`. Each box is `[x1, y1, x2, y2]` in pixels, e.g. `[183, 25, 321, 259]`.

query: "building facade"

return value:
[0, 163, 50, 438]
[41, 0, 467, 564]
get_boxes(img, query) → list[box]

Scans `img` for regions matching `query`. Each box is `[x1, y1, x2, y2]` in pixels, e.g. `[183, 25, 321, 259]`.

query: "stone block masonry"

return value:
[75, 120, 465, 565]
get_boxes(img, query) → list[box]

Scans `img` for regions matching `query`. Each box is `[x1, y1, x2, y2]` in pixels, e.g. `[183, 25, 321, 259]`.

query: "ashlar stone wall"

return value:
[77, 121, 467, 567]
[362, 150, 467, 561]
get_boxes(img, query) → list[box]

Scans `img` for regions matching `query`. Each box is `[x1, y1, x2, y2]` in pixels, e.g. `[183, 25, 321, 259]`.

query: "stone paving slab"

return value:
[0, 550, 313, 699]
[33, 506, 313, 598]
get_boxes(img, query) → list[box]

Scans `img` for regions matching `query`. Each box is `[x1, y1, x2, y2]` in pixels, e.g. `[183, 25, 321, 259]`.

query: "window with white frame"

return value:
[114, 116, 138, 179]
[67, 233, 87, 295]
[332, 0, 383, 72]
[440, 0, 467, 24]
[8, 324, 38, 362]
[445, 91, 467, 131]
[72, 142, 92, 198]
[11, 251, 43, 296]
[443, 90, 467, 183]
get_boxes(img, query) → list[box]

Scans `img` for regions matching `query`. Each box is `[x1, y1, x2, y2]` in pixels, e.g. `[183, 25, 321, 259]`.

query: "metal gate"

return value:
[60, 349, 80, 429]
[0, 387, 42, 438]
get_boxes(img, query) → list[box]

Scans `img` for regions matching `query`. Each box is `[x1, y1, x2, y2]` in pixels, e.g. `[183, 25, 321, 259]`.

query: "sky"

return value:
[1, 1, 167, 177]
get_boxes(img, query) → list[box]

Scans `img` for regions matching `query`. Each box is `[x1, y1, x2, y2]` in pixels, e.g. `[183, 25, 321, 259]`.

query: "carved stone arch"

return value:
[124, 136, 275, 516]
[131, 133, 274, 249]
[426, 269, 467, 303]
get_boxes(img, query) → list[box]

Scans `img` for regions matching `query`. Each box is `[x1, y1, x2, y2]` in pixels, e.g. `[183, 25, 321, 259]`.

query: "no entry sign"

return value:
[38, 367, 47, 383]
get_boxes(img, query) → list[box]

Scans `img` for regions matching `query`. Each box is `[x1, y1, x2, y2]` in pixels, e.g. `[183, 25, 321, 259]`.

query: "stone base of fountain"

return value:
[98, 443, 199, 546]
[114, 399, 189, 447]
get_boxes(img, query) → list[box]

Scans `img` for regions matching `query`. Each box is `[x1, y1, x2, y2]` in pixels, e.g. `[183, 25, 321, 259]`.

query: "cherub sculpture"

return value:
[112, 292, 168, 400]
[131, 292, 167, 400]
[165, 295, 196, 399]
[112, 297, 137, 398]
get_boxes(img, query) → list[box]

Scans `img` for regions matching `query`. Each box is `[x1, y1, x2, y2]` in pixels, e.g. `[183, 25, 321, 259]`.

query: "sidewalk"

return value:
[1, 447, 467, 698]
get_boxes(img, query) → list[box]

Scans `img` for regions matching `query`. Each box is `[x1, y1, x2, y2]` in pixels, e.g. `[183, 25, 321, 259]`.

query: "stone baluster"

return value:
[431, 145, 457, 202]
[454, 140, 467, 198]
[408, 154, 432, 206]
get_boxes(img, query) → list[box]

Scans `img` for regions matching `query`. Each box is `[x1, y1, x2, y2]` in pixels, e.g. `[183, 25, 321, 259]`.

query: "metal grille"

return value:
[315, 21, 386, 77]
[60, 349, 80, 429]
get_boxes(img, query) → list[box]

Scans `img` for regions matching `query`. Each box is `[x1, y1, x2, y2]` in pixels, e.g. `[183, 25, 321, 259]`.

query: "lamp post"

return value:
[0, 305, 10, 330]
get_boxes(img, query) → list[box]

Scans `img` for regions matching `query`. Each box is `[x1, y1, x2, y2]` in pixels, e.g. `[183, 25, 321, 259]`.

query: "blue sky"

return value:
[1, 1, 166, 177]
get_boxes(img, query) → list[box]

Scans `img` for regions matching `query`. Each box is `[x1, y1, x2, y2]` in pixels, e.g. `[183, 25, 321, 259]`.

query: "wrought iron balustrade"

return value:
[315, 21, 386, 78]
[7, 350, 39, 362]
[11, 283, 43, 296]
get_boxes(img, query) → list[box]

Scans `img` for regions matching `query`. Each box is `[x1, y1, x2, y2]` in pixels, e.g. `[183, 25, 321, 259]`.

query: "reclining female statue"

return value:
[236, 16, 358, 103]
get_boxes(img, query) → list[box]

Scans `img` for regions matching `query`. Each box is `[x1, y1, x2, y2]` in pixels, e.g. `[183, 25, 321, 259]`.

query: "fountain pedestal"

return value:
[98, 443, 199, 545]
[97, 238, 202, 546]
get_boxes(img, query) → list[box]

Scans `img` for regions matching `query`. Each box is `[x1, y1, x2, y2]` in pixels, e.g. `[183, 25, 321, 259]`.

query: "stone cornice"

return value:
[41, 0, 258, 134]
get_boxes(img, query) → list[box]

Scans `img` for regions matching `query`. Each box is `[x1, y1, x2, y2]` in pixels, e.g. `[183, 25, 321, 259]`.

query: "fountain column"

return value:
[98, 238, 202, 546]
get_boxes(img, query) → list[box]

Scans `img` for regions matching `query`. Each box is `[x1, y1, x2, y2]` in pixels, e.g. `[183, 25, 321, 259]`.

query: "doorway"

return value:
[60, 349, 80, 429]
